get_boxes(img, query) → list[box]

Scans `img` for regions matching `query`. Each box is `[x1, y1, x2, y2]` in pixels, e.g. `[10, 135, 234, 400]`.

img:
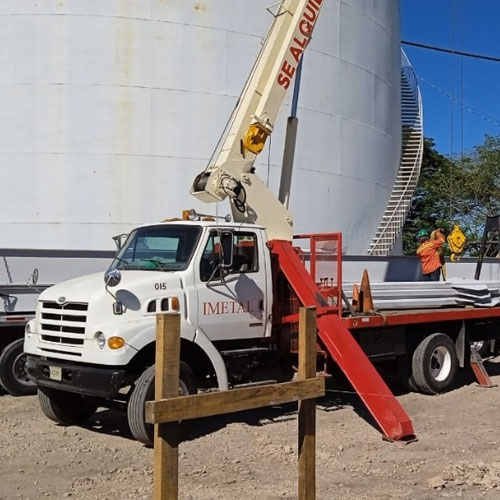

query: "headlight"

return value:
[96, 332, 106, 349]
[25, 322, 32, 336]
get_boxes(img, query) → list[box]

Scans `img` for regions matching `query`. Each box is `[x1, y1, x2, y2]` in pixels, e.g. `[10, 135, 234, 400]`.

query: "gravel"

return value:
[2, 358, 500, 499]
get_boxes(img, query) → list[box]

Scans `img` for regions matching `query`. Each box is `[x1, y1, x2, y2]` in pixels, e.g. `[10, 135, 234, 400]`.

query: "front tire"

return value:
[0, 339, 37, 396]
[38, 387, 98, 425]
[411, 333, 458, 395]
[127, 362, 196, 446]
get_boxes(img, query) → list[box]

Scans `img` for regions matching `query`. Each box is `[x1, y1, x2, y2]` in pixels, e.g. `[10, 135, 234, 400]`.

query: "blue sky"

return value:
[401, 0, 500, 155]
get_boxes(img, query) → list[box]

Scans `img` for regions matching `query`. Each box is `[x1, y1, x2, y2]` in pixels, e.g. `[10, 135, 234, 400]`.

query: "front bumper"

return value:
[25, 355, 126, 398]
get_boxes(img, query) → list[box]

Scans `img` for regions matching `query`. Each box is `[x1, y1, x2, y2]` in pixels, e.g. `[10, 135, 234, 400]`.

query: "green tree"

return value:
[403, 138, 459, 254]
[459, 135, 500, 226]
[403, 134, 500, 256]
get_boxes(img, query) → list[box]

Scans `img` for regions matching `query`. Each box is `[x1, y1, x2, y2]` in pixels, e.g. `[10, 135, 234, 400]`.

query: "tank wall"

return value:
[0, 0, 400, 253]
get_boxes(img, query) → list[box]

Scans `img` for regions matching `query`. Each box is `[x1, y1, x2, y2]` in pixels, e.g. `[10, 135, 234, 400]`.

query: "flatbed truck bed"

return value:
[345, 306, 500, 329]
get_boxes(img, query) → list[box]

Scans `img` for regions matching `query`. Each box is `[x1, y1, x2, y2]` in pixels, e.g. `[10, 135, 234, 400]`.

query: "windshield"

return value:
[110, 224, 202, 271]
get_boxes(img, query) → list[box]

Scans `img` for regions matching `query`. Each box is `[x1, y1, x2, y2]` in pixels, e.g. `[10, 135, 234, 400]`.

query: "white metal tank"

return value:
[0, 0, 401, 254]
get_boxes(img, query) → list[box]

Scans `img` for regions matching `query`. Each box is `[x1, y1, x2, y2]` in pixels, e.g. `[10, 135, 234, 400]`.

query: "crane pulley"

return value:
[447, 223, 467, 262]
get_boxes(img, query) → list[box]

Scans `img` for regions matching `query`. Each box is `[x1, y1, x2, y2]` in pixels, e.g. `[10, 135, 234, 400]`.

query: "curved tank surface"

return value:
[0, 0, 401, 253]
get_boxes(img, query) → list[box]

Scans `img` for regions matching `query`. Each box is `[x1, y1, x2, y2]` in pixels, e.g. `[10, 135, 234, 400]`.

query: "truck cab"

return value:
[24, 219, 276, 444]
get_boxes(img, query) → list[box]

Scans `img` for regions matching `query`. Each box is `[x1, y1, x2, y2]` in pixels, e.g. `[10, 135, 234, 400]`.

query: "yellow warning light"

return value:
[108, 336, 125, 349]
[170, 297, 180, 311]
[243, 123, 270, 155]
[182, 210, 191, 220]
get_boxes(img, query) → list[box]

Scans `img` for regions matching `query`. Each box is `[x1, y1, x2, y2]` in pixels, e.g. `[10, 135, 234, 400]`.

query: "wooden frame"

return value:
[147, 307, 324, 500]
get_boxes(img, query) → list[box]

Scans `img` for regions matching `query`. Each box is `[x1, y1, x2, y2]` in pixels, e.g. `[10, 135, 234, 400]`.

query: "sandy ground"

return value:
[2, 359, 500, 500]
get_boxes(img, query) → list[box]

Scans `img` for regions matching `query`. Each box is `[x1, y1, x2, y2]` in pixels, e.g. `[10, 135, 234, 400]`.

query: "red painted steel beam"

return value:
[343, 306, 500, 330]
[270, 240, 415, 441]
[470, 363, 495, 388]
[316, 315, 414, 440]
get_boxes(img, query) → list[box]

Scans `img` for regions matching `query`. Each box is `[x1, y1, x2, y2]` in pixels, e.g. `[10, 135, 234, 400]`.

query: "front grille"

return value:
[41, 335, 84, 345]
[43, 302, 88, 311]
[39, 301, 88, 347]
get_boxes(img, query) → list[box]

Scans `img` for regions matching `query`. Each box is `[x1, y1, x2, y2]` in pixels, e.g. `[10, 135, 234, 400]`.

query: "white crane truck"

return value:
[23, 0, 500, 446]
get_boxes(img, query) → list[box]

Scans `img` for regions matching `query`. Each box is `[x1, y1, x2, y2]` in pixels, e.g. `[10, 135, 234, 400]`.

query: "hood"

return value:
[39, 270, 184, 304]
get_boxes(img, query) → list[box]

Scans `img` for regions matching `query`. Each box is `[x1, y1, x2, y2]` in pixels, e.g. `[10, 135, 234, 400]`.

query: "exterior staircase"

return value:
[368, 50, 423, 255]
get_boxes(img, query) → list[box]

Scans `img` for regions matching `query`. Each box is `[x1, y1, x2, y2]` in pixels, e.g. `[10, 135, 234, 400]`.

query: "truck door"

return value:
[195, 229, 267, 341]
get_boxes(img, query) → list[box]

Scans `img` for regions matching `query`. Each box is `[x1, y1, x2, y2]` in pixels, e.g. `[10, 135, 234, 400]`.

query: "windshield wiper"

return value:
[113, 256, 134, 269]
[143, 258, 171, 270]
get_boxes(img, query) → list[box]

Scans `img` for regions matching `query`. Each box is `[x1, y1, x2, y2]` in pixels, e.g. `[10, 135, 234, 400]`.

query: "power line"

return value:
[402, 40, 500, 63]
[417, 75, 500, 129]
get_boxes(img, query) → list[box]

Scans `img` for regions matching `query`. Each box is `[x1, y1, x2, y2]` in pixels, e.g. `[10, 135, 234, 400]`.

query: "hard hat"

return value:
[417, 229, 429, 239]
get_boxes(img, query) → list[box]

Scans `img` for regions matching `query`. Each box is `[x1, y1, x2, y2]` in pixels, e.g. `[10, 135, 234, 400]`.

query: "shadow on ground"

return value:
[57, 357, 500, 445]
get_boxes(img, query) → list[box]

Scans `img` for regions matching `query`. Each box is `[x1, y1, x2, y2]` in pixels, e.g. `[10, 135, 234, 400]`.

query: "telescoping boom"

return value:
[190, 0, 324, 241]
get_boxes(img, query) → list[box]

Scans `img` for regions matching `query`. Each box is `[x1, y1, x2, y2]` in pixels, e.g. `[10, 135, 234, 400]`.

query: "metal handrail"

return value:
[368, 49, 423, 255]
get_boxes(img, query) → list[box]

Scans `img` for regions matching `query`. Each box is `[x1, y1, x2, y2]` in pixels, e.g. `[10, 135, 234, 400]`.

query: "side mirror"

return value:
[104, 268, 122, 288]
[220, 232, 234, 268]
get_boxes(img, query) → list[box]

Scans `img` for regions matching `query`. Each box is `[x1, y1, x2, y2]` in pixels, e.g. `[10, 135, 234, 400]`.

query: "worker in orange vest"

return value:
[416, 228, 445, 281]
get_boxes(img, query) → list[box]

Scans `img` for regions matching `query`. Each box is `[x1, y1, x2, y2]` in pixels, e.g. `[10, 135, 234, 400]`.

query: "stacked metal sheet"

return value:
[343, 280, 500, 310]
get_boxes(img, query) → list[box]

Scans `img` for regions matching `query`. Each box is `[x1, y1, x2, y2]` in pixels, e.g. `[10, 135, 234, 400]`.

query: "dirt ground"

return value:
[2, 359, 500, 500]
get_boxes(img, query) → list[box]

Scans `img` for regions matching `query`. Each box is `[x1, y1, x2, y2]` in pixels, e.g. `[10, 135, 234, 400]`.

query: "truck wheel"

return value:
[127, 362, 196, 446]
[38, 386, 98, 425]
[0, 338, 37, 396]
[471, 340, 490, 357]
[411, 333, 458, 395]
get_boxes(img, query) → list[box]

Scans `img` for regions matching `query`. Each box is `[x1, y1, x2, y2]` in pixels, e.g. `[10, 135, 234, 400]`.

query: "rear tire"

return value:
[0, 339, 37, 396]
[471, 340, 491, 358]
[38, 386, 98, 425]
[411, 333, 458, 395]
[127, 362, 196, 446]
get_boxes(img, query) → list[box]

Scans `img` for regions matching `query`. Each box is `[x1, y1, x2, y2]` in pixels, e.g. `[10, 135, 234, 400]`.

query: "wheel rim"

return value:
[12, 352, 33, 386]
[430, 346, 452, 382]
[179, 380, 189, 396]
[471, 340, 485, 351]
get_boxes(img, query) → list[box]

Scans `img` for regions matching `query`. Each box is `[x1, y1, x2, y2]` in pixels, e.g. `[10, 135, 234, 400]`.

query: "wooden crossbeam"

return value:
[151, 307, 322, 500]
[146, 377, 324, 424]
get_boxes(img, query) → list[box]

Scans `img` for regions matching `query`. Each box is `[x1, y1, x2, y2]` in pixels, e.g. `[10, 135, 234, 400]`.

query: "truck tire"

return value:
[0, 338, 37, 396]
[471, 340, 490, 357]
[127, 362, 196, 446]
[411, 333, 458, 395]
[38, 386, 98, 425]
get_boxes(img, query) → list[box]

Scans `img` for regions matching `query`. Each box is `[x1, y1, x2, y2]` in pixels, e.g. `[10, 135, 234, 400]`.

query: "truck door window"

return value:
[232, 233, 258, 273]
[200, 232, 258, 282]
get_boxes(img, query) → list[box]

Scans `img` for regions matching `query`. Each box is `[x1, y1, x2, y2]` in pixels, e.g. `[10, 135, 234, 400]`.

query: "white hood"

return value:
[39, 270, 184, 307]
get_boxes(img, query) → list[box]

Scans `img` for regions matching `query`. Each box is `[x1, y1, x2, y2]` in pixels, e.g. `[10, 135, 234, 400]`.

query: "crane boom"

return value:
[191, 0, 324, 241]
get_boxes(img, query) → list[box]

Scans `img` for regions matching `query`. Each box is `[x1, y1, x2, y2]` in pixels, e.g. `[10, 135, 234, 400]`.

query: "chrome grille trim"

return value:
[39, 301, 88, 346]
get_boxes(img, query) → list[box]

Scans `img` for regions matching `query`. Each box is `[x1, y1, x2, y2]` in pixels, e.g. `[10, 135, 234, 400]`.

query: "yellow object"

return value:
[242, 123, 269, 154]
[447, 224, 466, 262]
[108, 336, 125, 349]
[181, 209, 191, 221]
[170, 297, 180, 311]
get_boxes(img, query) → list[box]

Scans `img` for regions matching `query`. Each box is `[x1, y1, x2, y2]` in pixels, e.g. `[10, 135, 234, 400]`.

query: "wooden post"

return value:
[154, 313, 181, 500]
[147, 309, 324, 500]
[298, 306, 317, 500]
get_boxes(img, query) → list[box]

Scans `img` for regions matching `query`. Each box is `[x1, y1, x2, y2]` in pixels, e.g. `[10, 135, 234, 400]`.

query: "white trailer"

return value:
[0, 249, 114, 394]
